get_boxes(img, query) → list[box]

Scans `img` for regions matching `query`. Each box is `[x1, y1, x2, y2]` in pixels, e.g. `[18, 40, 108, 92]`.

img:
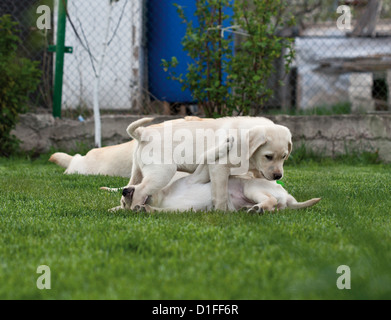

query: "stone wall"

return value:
[12, 114, 179, 153]
[12, 113, 391, 162]
[269, 114, 391, 162]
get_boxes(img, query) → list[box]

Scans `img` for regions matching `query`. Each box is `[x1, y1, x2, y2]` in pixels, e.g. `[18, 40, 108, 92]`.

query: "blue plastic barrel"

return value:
[147, 0, 233, 103]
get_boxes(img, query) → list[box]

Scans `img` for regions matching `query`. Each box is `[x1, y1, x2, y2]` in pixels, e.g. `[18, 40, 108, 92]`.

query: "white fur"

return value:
[121, 116, 292, 211]
[105, 172, 320, 213]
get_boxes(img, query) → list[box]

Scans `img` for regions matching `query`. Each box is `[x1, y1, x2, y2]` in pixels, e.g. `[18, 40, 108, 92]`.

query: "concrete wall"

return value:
[12, 113, 391, 162]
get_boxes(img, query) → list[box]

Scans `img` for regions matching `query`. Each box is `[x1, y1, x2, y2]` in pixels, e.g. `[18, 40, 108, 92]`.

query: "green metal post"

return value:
[53, 0, 67, 118]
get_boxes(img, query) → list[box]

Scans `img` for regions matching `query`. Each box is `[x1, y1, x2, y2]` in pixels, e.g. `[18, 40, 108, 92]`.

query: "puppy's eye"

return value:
[282, 154, 287, 159]
[265, 155, 273, 161]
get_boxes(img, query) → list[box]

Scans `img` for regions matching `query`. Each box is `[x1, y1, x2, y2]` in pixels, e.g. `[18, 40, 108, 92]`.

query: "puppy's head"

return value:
[120, 187, 134, 209]
[120, 187, 150, 211]
[248, 125, 292, 181]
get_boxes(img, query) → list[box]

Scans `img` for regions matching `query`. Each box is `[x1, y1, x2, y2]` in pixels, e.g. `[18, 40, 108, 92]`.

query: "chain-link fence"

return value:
[62, 0, 143, 112]
[285, 0, 391, 114]
[1, 0, 54, 110]
[1, 0, 390, 116]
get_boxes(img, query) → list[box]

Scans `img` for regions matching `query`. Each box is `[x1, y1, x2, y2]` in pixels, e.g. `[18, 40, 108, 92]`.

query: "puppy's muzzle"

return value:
[273, 173, 282, 180]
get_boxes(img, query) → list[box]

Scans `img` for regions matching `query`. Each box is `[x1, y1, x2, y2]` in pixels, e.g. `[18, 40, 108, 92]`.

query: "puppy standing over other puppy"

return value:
[103, 137, 320, 213]
[121, 116, 292, 211]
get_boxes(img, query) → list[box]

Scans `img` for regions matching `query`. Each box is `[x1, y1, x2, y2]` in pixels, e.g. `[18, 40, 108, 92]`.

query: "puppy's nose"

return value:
[273, 173, 282, 180]
[122, 188, 134, 197]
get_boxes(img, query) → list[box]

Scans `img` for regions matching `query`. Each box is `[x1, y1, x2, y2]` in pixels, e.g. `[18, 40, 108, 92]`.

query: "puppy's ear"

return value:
[246, 126, 267, 159]
[285, 127, 293, 157]
[288, 139, 293, 157]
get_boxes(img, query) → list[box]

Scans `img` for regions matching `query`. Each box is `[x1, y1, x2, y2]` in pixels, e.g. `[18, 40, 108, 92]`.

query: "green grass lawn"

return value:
[0, 156, 391, 299]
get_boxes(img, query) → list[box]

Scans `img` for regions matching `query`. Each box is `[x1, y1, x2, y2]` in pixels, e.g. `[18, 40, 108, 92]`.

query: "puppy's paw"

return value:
[227, 136, 235, 151]
[108, 206, 123, 213]
[133, 205, 146, 213]
[218, 136, 235, 159]
[247, 205, 264, 215]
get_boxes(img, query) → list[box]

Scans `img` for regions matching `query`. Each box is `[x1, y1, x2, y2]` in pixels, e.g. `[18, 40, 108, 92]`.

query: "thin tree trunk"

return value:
[351, 0, 383, 37]
[93, 1, 114, 148]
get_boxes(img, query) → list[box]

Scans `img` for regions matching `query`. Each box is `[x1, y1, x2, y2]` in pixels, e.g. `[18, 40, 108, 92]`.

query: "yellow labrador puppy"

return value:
[121, 116, 292, 211]
[48, 116, 205, 177]
[49, 141, 136, 177]
[140, 175, 320, 213]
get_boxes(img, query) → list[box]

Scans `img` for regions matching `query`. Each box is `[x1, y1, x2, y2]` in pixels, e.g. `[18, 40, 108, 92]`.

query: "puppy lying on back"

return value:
[104, 173, 320, 213]
[103, 138, 320, 213]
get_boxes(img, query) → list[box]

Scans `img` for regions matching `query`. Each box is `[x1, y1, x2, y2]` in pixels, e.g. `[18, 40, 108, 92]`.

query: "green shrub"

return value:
[162, 0, 295, 117]
[0, 15, 41, 156]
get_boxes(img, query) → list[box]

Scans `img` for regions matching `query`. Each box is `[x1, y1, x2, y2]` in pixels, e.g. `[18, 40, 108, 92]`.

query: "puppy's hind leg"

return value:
[128, 164, 177, 210]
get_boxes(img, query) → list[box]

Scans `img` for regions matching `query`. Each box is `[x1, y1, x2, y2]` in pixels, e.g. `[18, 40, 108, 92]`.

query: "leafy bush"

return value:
[162, 0, 295, 117]
[0, 15, 41, 156]
[162, 0, 233, 117]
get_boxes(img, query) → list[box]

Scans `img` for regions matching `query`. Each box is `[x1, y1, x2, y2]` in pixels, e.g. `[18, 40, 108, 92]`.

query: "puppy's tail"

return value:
[100, 186, 123, 192]
[48, 152, 73, 169]
[126, 117, 154, 141]
[287, 197, 321, 210]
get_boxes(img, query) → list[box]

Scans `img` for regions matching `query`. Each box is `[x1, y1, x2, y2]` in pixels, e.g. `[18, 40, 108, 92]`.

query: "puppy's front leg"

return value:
[243, 180, 278, 213]
[247, 197, 278, 214]
[209, 165, 231, 211]
[108, 205, 123, 212]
